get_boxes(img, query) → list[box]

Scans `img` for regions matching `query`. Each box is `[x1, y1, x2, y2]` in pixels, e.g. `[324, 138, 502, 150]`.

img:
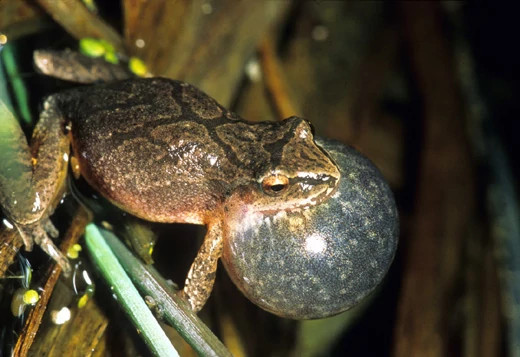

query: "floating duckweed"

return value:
[11, 288, 39, 316]
[79, 38, 118, 64]
[104, 51, 118, 64]
[129, 57, 148, 77]
[22, 289, 40, 305]
[67, 250, 78, 259]
[77, 283, 95, 309]
[78, 293, 89, 308]
[79, 38, 106, 58]
[98, 39, 115, 54]
[67, 243, 82, 259]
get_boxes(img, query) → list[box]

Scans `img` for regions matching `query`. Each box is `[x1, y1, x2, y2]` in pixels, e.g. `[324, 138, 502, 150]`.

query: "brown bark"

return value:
[394, 3, 475, 356]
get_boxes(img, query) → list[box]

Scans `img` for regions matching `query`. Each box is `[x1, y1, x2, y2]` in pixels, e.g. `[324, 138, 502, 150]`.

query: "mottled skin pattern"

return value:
[59, 78, 339, 226]
[0, 53, 341, 312]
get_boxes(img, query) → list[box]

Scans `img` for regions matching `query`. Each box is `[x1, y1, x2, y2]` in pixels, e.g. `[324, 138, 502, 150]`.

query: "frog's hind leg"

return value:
[182, 221, 223, 312]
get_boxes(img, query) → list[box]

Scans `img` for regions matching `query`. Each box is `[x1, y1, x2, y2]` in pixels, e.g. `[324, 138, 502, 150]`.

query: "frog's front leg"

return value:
[0, 97, 71, 272]
[27, 96, 71, 271]
[182, 221, 224, 312]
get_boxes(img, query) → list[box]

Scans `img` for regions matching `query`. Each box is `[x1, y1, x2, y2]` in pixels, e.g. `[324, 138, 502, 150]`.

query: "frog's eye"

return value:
[261, 174, 289, 196]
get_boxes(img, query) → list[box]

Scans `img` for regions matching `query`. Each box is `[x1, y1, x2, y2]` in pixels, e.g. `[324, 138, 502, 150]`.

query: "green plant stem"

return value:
[101, 227, 232, 357]
[1, 43, 32, 126]
[84, 223, 179, 357]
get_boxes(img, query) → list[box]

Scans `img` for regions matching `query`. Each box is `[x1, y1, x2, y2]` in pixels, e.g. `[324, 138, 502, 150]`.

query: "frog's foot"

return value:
[34, 50, 133, 83]
[43, 218, 59, 238]
[17, 220, 71, 274]
[182, 222, 223, 312]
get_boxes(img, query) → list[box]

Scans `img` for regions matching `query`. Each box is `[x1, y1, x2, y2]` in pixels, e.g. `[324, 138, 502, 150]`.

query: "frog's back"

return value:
[61, 78, 243, 224]
[63, 78, 240, 133]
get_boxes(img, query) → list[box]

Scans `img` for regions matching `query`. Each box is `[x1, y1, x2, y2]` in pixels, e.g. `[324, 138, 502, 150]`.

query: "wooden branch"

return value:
[393, 3, 476, 356]
[0, 228, 23, 277]
[259, 37, 300, 120]
[13, 206, 92, 356]
[35, 0, 125, 53]
[122, 0, 290, 106]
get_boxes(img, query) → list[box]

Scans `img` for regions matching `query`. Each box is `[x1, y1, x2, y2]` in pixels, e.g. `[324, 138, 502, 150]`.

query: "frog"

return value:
[0, 50, 341, 312]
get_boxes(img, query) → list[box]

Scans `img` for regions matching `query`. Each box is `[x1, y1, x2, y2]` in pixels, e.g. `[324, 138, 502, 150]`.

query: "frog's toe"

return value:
[43, 218, 59, 239]
[16, 223, 35, 251]
[38, 238, 71, 275]
[19, 221, 71, 274]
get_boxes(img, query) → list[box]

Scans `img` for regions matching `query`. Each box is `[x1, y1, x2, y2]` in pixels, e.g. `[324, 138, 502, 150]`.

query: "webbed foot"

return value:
[17, 220, 71, 275]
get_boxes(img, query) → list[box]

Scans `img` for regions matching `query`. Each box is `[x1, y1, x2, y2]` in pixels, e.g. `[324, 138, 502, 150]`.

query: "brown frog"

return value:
[0, 50, 340, 311]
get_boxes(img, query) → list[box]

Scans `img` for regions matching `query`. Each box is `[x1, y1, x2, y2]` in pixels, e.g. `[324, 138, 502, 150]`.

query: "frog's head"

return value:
[228, 117, 341, 215]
